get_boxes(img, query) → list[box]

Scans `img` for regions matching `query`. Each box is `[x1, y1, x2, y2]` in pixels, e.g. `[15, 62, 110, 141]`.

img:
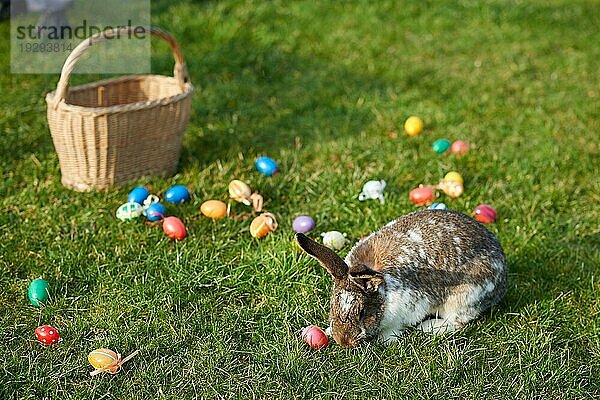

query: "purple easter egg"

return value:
[292, 215, 315, 233]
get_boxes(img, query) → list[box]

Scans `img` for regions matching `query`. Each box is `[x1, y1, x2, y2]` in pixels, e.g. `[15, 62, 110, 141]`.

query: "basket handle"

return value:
[52, 26, 190, 109]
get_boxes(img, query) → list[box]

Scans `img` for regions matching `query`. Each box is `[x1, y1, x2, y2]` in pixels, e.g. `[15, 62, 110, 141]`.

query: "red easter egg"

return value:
[409, 187, 435, 206]
[35, 325, 60, 345]
[301, 325, 329, 350]
[450, 140, 470, 156]
[474, 204, 497, 224]
[162, 216, 186, 240]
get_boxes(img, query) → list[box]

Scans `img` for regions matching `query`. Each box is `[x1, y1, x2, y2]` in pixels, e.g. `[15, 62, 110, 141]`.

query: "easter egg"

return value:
[321, 231, 347, 250]
[301, 325, 329, 350]
[88, 348, 120, 373]
[432, 139, 451, 154]
[165, 185, 190, 204]
[292, 215, 315, 234]
[428, 202, 447, 210]
[250, 213, 278, 238]
[116, 202, 143, 221]
[450, 140, 470, 156]
[474, 204, 497, 224]
[255, 157, 278, 176]
[229, 180, 252, 204]
[404, 116, 424, 137]
[143, 194, 160, 208]
[28, 278, 49, 307]
[201, 200, 227, 220]
[444, 171, 463, 184]
[35, 325, 59, 345]
[127, 186, 150, 205]
[145, 203, 166, 221]
[409, 187, 435, 206]
[163, 216, 186, 240]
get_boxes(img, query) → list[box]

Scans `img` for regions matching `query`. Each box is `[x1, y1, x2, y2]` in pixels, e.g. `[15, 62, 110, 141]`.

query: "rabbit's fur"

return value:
[296, 210, 507, 347]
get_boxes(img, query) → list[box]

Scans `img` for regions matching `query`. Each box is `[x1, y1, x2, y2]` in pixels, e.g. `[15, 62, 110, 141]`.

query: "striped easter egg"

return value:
[88, 348, 120, 372]
[116, 202, 143, 222]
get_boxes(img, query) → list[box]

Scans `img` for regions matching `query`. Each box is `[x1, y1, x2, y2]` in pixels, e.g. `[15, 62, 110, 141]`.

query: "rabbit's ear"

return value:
[349, 269, 384, 292]
[296, 233, 348, 279]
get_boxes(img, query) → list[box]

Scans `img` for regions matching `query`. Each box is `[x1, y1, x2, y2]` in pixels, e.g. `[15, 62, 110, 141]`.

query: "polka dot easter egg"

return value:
[165, 185, 190, 204]
[35, 325, 60, 345]
[28, 278, 50, 307]
[116, 202, 144, 221]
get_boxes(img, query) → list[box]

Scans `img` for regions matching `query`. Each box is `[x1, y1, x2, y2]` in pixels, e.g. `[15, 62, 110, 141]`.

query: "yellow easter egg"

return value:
[88, 348, 119, 370]
[201, 200, 227, 220]
[404, 116, 424, 137]
[250, 213, 278, 238]
[229, 180, 252, 204]
[444, 171, 463, 184]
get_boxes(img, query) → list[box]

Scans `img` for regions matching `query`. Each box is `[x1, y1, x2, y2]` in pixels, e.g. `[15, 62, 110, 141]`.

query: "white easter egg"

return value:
[321, 231, 347, 250]
[116, 202, 143, 221]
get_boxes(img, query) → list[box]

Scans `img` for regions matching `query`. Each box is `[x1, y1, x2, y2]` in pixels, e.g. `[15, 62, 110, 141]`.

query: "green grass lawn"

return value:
[1, 0, 599, 398]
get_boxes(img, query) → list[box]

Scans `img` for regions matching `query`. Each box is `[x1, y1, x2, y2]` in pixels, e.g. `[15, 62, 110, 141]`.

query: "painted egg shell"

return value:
[28, 278, 49, 307]
[145, 203, 166, 221]
[229, 180, 252, 204]
[250, 213, 278, 238]
[450, 140, 470, 156]
[292, 215, 315, 234]
[143, 194, 160, 208]
[432, 139, 451, 154]
[321, 231, 347, 250]
[116, 202, 143, 221]
[404, 116, 424, 137]
[409, 187, 435, 206]
[474, 204, 497, 224]
[127, 186, 150, 205]
[163, 216, 186, 240]
[255, 157, 278, 176]
[441, 181, 464, 198]
[301, 325, 329, 350]
[428, 202, 447, 210]
[35, 325, 59, 345]
[165, 185, 190, 204]
[88, 348, 119, 370]
[444, 171, 463, 184]
[201, 200, 227, 220]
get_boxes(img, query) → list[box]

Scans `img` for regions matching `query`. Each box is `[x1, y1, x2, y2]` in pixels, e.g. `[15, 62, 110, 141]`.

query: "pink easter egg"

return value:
[474, 204, 497, 224]
[301, 325, 329, 350]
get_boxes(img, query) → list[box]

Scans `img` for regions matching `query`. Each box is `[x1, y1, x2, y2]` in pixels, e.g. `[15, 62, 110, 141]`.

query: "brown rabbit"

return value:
[296, 210, 507, 347]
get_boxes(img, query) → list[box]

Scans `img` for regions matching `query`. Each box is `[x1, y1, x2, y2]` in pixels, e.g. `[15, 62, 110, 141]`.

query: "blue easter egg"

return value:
[165, 185, 190, 203]
[428, 202, 447, 210]
[128, 186, 150, 205]
[255, 157, 278, 176]
[145, 203, 166, 221]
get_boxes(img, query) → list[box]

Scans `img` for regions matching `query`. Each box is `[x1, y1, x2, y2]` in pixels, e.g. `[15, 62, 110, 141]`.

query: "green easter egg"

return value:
[432, 139, 451, 154]
[28, 278, 49, 307]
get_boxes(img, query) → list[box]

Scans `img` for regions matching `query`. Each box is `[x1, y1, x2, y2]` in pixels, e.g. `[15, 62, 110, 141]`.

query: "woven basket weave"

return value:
[46, 27, 193, 192]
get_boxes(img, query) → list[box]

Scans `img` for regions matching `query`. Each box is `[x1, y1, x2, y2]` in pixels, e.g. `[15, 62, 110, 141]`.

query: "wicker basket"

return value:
[46, 27, 193, 192]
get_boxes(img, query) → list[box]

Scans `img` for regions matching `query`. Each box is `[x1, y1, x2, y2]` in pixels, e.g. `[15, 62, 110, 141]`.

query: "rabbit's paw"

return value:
[418, 318, 461, 335]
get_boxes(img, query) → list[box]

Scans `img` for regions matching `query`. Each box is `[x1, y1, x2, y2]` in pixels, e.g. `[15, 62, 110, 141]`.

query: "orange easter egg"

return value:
[88, 348, 120, 373]
[250, 213, 278, 238]
[409, 187, 435, 206]
[201, 200, 227, 220]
